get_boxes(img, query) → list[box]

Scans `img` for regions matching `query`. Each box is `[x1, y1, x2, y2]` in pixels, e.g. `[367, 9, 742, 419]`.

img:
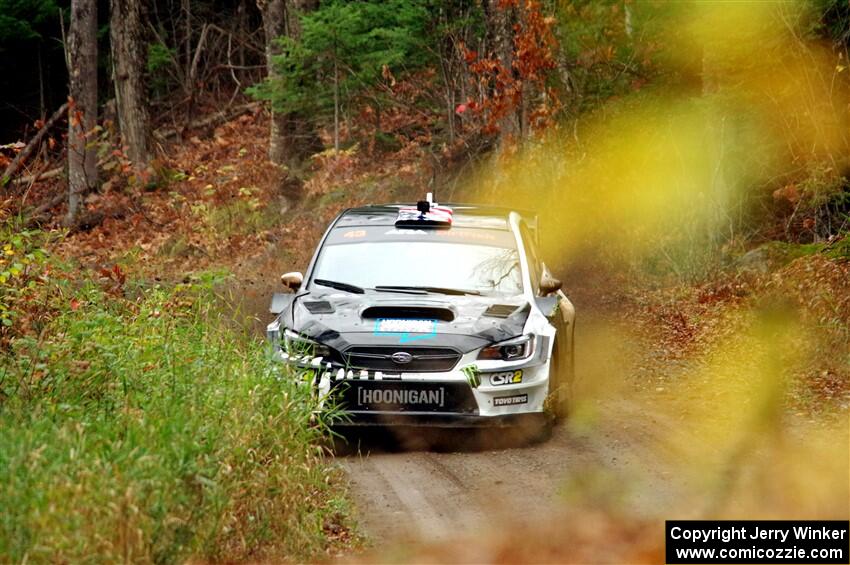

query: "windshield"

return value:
[311, 241, 523, 296]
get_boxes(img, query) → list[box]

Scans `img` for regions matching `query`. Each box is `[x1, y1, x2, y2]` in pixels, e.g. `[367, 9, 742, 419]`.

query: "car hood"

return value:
[286, 290, 531, 354]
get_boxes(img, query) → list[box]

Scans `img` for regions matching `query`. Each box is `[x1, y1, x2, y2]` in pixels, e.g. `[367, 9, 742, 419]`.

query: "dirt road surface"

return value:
[337, 405, 685, 546]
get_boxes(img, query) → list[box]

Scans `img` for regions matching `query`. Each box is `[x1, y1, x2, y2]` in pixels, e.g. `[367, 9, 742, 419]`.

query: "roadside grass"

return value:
[195, 191, 281, 239]
[0, 266, 349, 562]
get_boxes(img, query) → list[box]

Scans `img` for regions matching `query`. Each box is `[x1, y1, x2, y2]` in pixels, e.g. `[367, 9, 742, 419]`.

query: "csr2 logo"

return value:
[489, 370, 523, 386]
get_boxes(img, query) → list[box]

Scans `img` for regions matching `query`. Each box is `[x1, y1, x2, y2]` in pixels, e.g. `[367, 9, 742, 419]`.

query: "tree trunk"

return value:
[111, 0, 151, 171]
[38, 45, 46, 119]
[182, 0, 192, 82]
[333, 56, 340, 153]
[258, 0, 291, 165]
[486, 0, 519, 141]
[236, 0, 247, 71]
[258, 0, 323, 165]
[288, 0, 318, 36]
[66, 0, 97, 227]
[437, 41, 455, 145]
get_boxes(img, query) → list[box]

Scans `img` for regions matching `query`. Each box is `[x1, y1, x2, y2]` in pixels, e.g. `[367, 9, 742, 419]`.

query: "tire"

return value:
[545, 315, 574, 422]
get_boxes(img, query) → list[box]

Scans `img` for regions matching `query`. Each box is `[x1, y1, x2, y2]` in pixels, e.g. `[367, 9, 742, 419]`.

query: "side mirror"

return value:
[539, 274, 562, 295]
[281, 271, 304, 291]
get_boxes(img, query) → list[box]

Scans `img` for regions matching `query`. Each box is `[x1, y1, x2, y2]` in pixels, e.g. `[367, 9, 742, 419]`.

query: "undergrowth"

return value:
[0, 244, 347, 562]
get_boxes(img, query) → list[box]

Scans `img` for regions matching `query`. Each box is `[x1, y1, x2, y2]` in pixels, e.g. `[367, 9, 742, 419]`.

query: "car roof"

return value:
[334, 203, 538, 230]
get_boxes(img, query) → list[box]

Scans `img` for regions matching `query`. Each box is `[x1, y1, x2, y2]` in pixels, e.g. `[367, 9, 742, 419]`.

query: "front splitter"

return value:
[329, 410, 550, 428]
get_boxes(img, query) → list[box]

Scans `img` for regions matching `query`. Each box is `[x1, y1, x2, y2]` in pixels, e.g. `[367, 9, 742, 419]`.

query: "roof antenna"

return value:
[427, 147, 439, 201]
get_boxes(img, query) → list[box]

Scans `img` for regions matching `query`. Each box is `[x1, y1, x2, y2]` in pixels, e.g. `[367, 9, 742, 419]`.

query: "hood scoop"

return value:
[361, 305, 455, 322]
[303, 300, 335, 314]
[482, 304, 522, 318]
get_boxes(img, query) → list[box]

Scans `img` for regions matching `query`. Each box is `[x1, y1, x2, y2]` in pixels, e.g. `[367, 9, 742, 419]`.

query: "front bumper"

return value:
[274, 345, 552, 424]
[330, 411, 550, 428]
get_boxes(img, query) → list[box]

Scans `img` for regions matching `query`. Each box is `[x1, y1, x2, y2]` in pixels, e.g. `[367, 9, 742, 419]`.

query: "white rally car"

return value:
[267, 197, 575, 429]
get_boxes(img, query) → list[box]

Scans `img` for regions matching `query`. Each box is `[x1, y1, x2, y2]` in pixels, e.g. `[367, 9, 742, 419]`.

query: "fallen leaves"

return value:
[624, 253, 849, 417]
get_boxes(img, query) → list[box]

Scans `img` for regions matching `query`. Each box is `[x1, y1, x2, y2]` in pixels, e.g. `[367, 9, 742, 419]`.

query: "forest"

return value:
[1, 0, 849, 562]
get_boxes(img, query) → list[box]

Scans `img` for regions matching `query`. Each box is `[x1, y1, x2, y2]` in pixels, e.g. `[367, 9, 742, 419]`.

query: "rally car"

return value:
[267, 196, 575, 428]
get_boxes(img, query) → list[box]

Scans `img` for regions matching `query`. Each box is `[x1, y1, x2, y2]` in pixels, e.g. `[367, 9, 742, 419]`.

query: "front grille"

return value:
[332, 380, 477, 413]
[343, 346, 460, 372]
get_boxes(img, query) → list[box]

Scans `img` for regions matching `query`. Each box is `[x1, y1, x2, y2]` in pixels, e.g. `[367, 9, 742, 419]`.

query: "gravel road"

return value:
[336, 396, 689, 547]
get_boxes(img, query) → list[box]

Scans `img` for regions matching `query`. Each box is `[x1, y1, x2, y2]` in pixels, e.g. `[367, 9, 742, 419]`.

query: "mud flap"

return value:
[545, 292, 575, 421]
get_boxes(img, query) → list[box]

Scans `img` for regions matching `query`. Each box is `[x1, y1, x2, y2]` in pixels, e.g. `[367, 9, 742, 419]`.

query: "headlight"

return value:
[477, 334, 535, 361]
[283, 328, 331, 359]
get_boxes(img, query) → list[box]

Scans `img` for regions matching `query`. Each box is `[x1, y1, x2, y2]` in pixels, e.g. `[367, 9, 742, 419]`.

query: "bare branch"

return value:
[2, 103, 69, 187]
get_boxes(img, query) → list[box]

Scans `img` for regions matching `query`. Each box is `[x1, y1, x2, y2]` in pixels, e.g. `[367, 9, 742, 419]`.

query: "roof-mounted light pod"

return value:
[395, 193, 453, 228]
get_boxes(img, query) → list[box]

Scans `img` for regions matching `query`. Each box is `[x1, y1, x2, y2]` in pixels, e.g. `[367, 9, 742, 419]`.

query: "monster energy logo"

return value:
[358, 387, 445, 407]
[461, 364, 481, 389]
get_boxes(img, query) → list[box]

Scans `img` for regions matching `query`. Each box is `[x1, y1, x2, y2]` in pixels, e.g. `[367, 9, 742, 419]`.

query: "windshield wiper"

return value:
[374, 285, 481, 296]
[313, 279, 365, 294]
[371, 286, 427, 295]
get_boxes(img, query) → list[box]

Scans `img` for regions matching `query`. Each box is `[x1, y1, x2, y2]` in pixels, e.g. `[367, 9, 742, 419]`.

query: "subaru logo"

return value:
[390, 351, 413, 364]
